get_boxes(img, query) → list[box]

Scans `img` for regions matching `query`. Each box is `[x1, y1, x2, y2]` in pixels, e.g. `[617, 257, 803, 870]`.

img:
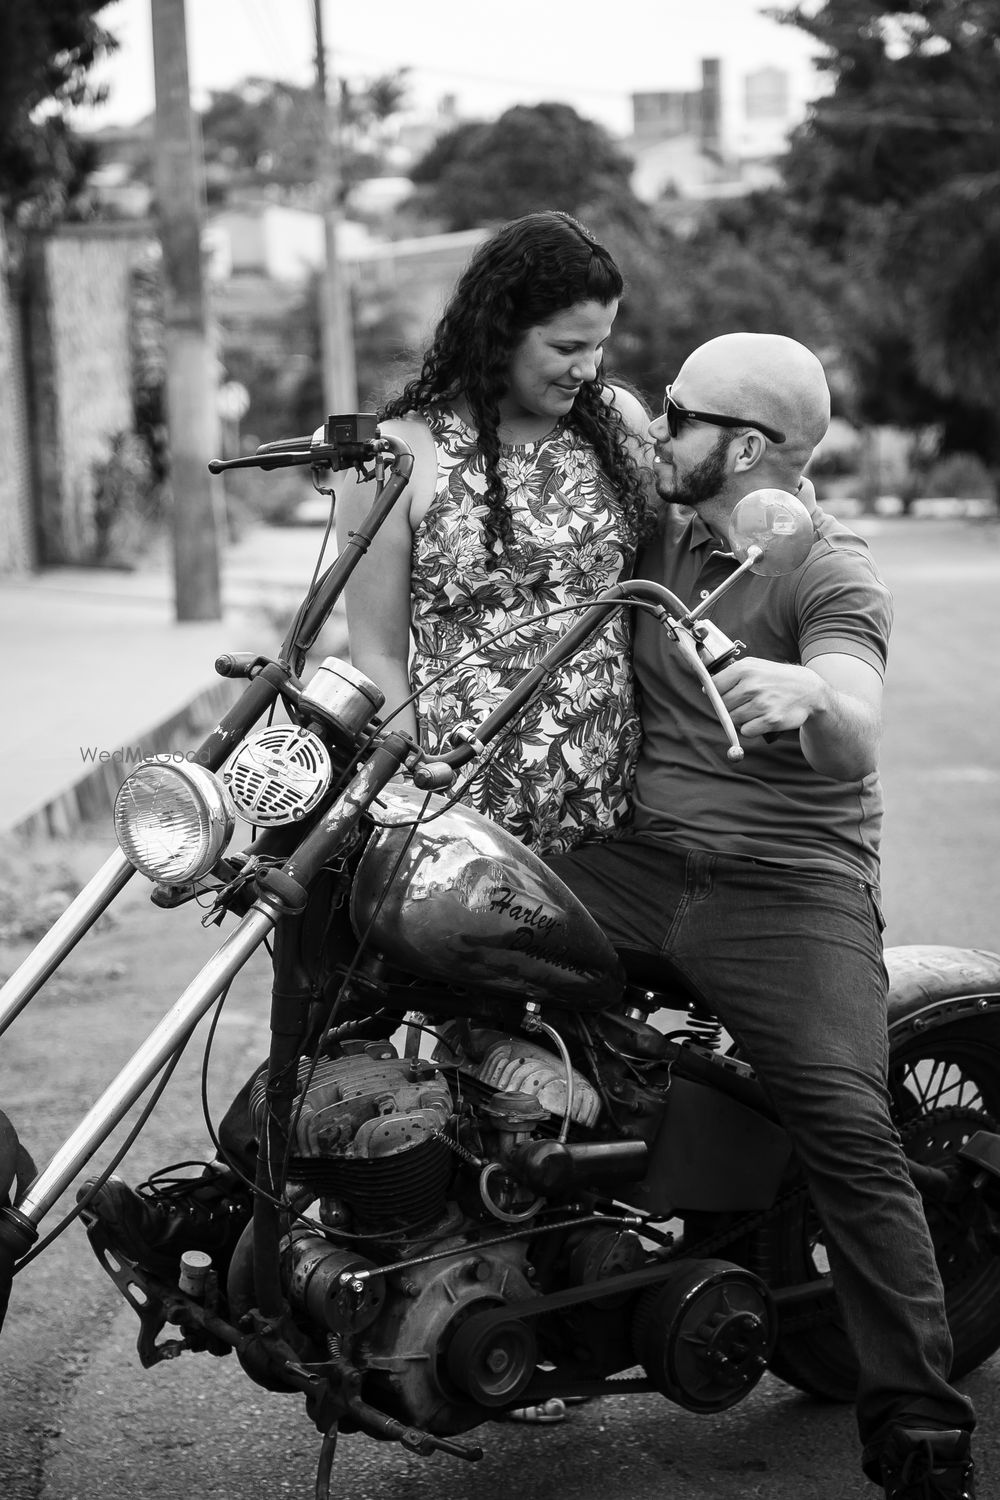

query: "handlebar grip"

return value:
[412, 760, 456, 790]
[208, 451, 317, 473]
[215, 652, 265, 679]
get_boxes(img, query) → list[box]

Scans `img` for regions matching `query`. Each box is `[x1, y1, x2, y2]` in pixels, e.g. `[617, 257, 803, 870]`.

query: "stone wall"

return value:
[25, 222, 155, 565]
[0, 225, 35, 573]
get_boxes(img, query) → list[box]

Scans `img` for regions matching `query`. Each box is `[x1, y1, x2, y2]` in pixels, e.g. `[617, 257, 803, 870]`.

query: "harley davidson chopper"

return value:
[2, 417, 1000, 1497]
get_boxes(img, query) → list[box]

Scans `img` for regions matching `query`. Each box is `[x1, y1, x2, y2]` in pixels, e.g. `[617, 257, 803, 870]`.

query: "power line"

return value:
[329, 46, 643, 101]
[242, 0, 308, 82]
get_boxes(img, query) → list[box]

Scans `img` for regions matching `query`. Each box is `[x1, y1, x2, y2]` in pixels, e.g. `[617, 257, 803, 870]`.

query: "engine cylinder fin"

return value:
[289, 1134, 454, 1232]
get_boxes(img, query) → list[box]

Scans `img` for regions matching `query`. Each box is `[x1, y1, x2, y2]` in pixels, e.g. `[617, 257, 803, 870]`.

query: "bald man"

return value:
[550, 333, 977, 1497]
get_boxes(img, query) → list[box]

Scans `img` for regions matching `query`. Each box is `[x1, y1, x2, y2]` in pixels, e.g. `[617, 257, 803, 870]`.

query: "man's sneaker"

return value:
[880, 1427, 976, 1498]
[77, 1162, 253, 1279]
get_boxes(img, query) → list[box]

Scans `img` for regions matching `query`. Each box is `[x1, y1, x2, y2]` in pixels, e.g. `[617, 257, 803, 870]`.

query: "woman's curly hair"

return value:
[379, 210, 651, 561]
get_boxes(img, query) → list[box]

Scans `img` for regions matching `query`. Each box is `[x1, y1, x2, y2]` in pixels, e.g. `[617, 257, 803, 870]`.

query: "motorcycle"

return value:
[2, 415, 1000, 1497]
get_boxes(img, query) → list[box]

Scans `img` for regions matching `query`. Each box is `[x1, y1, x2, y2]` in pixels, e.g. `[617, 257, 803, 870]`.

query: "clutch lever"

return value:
[670, 625, 745, 762]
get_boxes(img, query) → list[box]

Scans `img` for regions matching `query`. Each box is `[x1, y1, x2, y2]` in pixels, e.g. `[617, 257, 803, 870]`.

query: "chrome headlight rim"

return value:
[113, 757, 235, 884]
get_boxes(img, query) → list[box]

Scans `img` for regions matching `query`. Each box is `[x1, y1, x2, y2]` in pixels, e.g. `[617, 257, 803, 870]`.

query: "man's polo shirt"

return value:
[630, 497, 893, 883]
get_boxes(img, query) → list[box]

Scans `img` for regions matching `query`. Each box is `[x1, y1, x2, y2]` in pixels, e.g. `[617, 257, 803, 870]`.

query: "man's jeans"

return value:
[549, 835, 976, 1467]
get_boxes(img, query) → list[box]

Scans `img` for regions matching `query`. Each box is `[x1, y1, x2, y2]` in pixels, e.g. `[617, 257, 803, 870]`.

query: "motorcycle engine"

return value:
[249, 1041, 456, 1238]
[250, 1027, 601, 1242]
[244, 1038, 555, 1434]
[246, 1034, 648, 1436]
[240, 1035, 775, 1434]
[434, 1022, 601, 1127]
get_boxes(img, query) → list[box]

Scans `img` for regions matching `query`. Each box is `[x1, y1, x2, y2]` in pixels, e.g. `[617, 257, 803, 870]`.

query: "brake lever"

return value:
[670, 627, 745, 762]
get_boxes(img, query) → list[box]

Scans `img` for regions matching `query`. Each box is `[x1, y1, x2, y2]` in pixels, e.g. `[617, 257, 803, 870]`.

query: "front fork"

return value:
[0, 734, 413, 1330]
[0, 898, 283, 1323]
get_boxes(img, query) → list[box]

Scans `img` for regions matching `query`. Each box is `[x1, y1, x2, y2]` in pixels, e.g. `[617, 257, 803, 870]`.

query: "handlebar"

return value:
[190, 419, 415, 762]
[208, 414, 384, 475]
[281, 434, 414, 666]
[180, 432, 753, 918]
[201, 414, 745, 822]
[411, 579, 745, 787]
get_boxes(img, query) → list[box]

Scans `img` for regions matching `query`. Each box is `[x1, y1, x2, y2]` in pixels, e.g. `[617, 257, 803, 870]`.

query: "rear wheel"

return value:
[740, 1018, 1000, 1401]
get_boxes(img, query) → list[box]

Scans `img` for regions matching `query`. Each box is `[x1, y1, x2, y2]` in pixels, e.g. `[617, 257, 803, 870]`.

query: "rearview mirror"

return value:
[728, 489, 814, 577]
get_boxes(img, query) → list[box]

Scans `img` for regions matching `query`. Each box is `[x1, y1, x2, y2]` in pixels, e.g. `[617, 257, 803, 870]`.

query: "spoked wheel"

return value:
[739, 1018, 1000, 1401]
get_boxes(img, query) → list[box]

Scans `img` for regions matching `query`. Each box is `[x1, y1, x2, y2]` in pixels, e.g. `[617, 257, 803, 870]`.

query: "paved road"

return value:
[873, 516, 1000, 950]
[1, 516, 998, 1499]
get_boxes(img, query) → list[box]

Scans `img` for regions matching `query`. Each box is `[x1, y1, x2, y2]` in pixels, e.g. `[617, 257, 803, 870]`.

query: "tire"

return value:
[739, 1015, 1000, 1402]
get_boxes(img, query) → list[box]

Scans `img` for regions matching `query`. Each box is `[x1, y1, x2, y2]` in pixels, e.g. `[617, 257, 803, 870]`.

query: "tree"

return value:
[775, 0, 999, 227]
[198, 80, 325, 202]
[642, 196, 848, 398]
[770, 0, 1000, 461]
[0, 0, 117, 225]
[557, 195, 847, 420]
[195, 72, 409, 207]
[408, 102, 649, 232]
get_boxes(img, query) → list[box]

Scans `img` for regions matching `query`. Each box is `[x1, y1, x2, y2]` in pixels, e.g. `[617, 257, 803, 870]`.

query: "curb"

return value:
[9, 612, 350, 843]
[9, 677, 243, 842]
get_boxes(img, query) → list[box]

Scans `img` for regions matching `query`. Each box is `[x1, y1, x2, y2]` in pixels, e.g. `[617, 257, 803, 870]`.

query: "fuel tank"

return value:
[350, 784, 624, 1009]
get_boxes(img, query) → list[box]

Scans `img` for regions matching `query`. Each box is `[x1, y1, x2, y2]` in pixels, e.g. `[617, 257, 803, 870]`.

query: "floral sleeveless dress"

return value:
[409, 408, 641, 856]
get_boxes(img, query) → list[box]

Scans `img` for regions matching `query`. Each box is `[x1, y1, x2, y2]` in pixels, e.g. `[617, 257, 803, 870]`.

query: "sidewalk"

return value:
[0, 522, 346, 838]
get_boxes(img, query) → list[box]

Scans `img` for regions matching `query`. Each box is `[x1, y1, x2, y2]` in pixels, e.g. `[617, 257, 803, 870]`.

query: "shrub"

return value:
[90, 430, 164, 567]
[0, 839, 80, 943]
[915, 451, 997, 502]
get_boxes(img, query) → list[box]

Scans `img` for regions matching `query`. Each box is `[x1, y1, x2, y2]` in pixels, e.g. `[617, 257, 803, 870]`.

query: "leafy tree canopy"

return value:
[592, 197, 846, 418]
[0, 0, 117, 224]
[408, 101, 649, 232]
[773, 0, 1000, 237]
[197, 72, 409, 205]
[769, 0, 1000, 452]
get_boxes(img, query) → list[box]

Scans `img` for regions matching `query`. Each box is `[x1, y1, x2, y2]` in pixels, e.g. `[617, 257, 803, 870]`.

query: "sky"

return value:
[73, 0, 827, 139]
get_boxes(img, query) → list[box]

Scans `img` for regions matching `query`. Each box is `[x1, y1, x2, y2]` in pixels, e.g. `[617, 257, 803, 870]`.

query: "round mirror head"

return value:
[728, 489, 815, 576]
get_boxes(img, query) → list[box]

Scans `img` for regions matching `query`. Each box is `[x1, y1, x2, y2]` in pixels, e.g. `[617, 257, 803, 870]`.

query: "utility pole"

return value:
[313, 0, 358, 414]
[150, 0, 224, 621]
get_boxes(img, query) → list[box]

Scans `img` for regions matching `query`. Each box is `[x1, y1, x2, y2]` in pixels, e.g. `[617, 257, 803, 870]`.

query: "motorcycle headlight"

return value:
[114, 760, 235, 883]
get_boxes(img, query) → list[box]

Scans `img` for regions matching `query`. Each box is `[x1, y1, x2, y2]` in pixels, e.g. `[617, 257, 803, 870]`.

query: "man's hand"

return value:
[713, 657, 823, 739]
[712, 652, 883, 780]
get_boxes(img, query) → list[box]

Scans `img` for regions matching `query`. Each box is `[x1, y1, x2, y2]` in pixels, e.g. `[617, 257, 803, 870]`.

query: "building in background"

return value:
[625, 57, 808, 207]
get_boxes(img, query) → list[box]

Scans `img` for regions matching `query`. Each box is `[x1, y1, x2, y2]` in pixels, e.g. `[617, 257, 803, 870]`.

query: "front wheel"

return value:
[741, 1015, 1000, 1402]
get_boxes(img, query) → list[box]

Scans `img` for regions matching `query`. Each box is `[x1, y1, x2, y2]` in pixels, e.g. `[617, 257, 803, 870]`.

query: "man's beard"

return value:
[660, 432, 730, 509]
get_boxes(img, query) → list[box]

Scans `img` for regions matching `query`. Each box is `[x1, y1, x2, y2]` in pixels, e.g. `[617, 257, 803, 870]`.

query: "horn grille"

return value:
[221, 726, 332, 826]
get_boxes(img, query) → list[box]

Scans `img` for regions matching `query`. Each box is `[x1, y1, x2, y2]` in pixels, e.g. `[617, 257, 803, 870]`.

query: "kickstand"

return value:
[315, 1422, 339, 1500]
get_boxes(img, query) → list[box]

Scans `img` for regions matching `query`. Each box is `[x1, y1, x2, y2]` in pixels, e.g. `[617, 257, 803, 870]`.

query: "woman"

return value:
[336, 210, 653, 856]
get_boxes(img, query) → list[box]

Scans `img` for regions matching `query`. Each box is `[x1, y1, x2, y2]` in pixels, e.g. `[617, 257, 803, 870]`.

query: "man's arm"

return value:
[712, 651, 883, 781]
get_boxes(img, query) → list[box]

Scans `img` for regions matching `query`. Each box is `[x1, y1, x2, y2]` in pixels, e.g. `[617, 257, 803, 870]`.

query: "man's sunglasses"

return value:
[662, 385, 786, 445]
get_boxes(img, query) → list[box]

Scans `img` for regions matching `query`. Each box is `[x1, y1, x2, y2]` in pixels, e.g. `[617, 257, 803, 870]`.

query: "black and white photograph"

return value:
[0, 3, 998, 1496]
